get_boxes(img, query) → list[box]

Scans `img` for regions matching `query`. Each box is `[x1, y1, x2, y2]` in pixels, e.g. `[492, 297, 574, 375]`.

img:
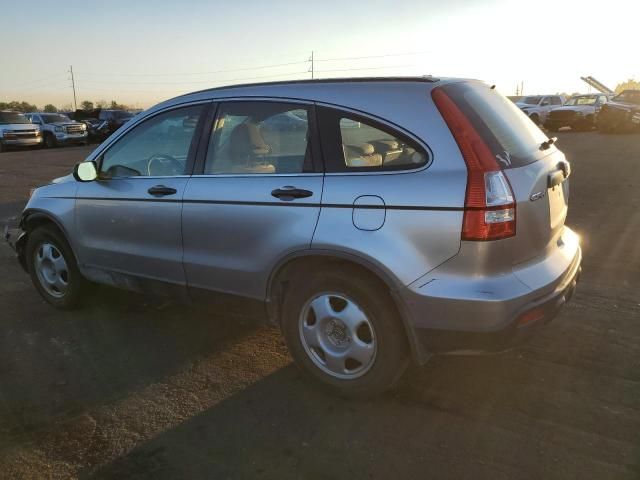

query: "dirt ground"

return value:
[0, 134, 638, 479]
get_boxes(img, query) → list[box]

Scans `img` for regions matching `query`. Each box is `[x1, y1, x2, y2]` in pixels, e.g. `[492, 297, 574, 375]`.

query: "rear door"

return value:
[181, 100, 323, 300]
[438, 81, 570, 265]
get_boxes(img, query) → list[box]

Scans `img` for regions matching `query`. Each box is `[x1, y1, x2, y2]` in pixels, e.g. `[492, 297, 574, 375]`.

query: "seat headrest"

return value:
[230, 123, 270, 158]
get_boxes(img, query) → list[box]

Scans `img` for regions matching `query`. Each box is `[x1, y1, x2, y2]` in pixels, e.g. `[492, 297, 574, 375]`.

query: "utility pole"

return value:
[69, 65, 77, 111]
[309, 51, 314, 79]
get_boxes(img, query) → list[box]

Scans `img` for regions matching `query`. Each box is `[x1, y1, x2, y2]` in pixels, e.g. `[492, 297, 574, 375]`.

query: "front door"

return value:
[75, 104, 206, 288]
[182, 100, 323, 300]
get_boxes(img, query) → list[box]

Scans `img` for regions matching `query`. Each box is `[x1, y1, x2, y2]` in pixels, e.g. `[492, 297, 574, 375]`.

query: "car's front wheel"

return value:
[44, 133, 57, 148]
[26, 226, 88, 309]
[281, 265, 409, 397]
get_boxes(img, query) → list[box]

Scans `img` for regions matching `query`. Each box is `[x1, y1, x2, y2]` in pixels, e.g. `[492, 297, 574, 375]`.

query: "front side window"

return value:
[204, 102, 312, 175]
[100, 105, 203, 177]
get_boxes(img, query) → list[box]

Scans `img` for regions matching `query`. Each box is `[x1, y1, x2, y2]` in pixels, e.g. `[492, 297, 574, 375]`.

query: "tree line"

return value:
[0, 99, 133, 113]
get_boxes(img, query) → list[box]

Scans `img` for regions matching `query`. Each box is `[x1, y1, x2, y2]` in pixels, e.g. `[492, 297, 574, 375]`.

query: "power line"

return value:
[314, 51, 429, 62]
[76, 70, 310, 92]
[76, 60, 308, 77]
[75, 69, 309, 86]
[316, 64, 413, 74]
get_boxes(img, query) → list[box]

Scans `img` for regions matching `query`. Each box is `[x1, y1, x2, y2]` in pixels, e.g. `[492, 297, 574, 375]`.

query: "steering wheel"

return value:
[146, 153, 183, 176]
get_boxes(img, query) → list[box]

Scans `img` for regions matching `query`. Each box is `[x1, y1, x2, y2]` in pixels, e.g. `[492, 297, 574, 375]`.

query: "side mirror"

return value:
[73, 160, 98, 182]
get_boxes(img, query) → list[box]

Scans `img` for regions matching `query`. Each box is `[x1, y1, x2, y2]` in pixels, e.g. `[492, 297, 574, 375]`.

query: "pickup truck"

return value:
[515, 95, 566, 125]
[25, 112, 88, 148]
[597, 90, 640, 133]
[544, 94, 613, 131]
[0, 111, 42, 152]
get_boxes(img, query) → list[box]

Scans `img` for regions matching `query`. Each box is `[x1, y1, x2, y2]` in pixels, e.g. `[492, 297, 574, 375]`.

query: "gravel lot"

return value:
[0, 134, 639, 479]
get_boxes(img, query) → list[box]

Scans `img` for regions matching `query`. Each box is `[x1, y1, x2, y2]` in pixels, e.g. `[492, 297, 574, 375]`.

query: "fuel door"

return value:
[352, 195, 386, 231]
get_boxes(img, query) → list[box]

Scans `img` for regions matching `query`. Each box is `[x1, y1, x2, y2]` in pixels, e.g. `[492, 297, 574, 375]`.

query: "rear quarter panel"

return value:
[312, 88, 468, 287]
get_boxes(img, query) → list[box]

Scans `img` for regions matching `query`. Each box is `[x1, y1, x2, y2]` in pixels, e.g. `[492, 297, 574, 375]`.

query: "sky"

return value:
[1, 0, 637, 110]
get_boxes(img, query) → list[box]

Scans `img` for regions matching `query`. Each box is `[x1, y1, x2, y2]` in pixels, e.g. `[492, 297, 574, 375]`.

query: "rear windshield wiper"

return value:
[540, 137, 557, 151]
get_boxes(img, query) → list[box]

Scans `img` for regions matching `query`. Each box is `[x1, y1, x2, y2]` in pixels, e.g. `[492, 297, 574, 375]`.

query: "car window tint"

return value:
[100, 105, 203, 177]
[204, 102, 311, 175]
[338, 117, 426, 169]
[551, 97, 562, 105]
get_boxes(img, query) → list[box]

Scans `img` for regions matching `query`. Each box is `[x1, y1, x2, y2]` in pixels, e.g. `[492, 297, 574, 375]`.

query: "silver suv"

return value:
[4, 78, 582, 396]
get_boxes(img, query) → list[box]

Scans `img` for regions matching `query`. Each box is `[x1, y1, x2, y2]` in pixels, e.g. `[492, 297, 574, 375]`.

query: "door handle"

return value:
[148, 185, 177, 196]
[271, 186, 313, 201]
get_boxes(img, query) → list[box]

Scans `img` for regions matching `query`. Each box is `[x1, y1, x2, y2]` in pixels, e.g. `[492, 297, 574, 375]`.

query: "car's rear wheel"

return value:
[26, 226, 88, 309]
[281, 266, 409, 397]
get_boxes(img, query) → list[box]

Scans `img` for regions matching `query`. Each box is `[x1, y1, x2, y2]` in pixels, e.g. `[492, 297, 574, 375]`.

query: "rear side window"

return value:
[204, 102, 314, 175]
[438, 82, 549, 168]
[318, 107, 428, 172]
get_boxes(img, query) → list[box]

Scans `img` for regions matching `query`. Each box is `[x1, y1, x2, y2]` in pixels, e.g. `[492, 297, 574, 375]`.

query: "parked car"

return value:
[4, 77, 581, 396]
[544, 94, 613, 131]
[0, 111, 42, 152]
[25, 113, 88, 148]
[72, 108, 135, 141]
[597, 90, 640, 133]
[515, 95, 565, 125]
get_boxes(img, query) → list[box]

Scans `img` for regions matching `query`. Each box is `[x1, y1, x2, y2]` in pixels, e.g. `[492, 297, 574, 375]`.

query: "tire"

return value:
[25, 226, 88, 309]
[529, 113, 540, 125]
[44, 133, 57, 148]
[280, 265, 409, 397]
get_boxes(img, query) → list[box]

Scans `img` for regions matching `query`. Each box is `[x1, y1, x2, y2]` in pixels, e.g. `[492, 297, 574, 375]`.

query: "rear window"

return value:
[439, 82, 549, 168]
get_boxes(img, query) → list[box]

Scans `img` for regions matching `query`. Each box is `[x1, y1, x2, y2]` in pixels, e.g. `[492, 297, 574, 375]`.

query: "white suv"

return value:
[0, 111, 42, 152]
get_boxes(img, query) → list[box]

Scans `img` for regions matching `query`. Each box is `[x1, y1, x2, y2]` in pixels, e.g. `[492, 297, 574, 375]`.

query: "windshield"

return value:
[439, 82, 549, 168]
[41, 114, 72, 124]
[613, 90, 640, 105]
[564, 96, 597, 106]
[0, 112, 30, 125]
[521, 96, 541, 105]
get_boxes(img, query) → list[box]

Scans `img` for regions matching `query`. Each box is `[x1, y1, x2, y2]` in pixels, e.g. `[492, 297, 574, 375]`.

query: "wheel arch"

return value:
[266, 250, 429, 364]
[20, 210, 80, 266]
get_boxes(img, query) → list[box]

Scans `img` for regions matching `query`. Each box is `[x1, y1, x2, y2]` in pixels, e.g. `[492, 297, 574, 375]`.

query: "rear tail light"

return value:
[432, 87, 516, 241]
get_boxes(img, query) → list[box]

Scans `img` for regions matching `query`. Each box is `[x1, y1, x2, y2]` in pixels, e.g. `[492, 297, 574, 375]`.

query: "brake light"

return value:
[432, 87, 516, 241]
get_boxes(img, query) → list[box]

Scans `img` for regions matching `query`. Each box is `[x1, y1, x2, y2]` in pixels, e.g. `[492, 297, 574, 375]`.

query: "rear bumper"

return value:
[400, 227, 582, 358]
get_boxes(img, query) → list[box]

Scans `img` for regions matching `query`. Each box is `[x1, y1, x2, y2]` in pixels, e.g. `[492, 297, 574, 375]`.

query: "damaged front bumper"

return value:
[3, 225, 28, 271]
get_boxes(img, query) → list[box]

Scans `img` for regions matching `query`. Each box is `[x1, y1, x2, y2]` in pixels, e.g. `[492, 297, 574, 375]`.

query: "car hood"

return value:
[552, 105, 594, 113]
[606, 102, 640, 112]
[51, 173, 75, 184]
[47, 122, 81, 127]
[0, 123, 39, 131]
